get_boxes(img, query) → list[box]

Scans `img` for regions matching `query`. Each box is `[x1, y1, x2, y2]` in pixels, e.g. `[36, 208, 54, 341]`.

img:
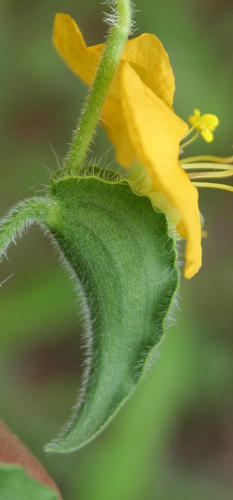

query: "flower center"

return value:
[180, 109, 233, 193]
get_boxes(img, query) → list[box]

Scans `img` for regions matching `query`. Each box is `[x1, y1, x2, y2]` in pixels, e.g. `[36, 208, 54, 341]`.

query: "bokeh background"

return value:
[0, 0, 232, 499]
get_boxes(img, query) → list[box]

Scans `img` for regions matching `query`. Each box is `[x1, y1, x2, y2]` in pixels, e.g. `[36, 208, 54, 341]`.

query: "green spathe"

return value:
[0, 174, 178, 452]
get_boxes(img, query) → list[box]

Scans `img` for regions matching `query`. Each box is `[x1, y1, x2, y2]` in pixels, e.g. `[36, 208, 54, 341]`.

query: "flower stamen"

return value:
[180, 130, 199, 149]
[181, 155, 233, 164]
[188, 168, 233, 180]
[193, 182, 233, 193]
[188, 109, 219, 142]
[180, 114, 232, 193]
[181, 162, 231, 171]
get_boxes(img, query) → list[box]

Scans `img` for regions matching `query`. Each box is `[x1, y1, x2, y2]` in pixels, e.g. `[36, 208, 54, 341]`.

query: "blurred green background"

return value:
[0, 0, 232, 499]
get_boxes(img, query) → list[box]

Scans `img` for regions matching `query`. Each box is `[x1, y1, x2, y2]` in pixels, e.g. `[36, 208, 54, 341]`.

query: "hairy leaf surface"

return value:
[0, 174, 178, 452]
[45, 176, 178, 452]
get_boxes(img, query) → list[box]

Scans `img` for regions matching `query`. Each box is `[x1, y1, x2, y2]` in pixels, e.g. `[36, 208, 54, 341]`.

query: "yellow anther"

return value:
[188, 109, 219, 142]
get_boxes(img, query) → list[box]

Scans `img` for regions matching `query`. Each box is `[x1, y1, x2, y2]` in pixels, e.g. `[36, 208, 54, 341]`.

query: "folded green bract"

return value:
[0, 173, 178, 451]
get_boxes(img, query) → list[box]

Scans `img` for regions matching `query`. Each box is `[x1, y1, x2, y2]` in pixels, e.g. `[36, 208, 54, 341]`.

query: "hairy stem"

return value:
[0, 198, 51, 260]
[63, 0, 132, 176]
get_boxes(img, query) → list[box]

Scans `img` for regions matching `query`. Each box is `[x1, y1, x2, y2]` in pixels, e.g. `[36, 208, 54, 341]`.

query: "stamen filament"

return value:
[180, 126, 194, 142]
[189, 169, 233, 180]
[182, 155, 233, 164]
[180, 131, 199, 149]
[193, 182, 233, 193]
[182, 162, 231, 171]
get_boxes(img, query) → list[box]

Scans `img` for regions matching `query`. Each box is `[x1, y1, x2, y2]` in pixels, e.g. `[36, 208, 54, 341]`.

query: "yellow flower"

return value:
[188, 108, 219, 142]
[53, 13, 204, 279]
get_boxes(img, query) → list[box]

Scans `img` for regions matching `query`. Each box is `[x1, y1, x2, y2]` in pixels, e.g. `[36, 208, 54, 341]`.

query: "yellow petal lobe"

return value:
[101, 92, 136, 166]
[101, 34, 176, 164]
[53, 15, 177, 166]
[53, 13, 104, 85]
[121, 63, 202, 278]
[121, 34, 175, 107]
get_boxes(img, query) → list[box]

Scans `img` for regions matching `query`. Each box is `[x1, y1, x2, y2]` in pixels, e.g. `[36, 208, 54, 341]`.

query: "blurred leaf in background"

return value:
[0, 0, 232, 499]
[0, 464, 59, 500]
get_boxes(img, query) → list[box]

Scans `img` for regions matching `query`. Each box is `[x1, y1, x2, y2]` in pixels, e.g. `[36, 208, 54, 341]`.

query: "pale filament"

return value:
[180, 131, 199, 149]
[193, 182, 233, 193]
[180, 126, 194, 141]
[188, 167, 233, 181]
[182, 162, 232, 171]
[181, 155, 233, 164]
[181, 160, 233, 192]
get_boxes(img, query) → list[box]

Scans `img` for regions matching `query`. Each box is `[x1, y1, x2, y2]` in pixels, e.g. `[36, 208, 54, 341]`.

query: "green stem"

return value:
[63, 0, 132, 177]
[0, 198, 52, 260]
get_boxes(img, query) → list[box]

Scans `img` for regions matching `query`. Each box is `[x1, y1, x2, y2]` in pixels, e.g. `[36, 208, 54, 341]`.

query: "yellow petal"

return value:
[53, 13, 104, 85]
[121, 62, 202, 278]
[53, 15, 175, 106]
[53, 15, 176, 165]
[101, 94, 136, 166]
[121, 34, 175, 107]
[101, 33, 176, 166]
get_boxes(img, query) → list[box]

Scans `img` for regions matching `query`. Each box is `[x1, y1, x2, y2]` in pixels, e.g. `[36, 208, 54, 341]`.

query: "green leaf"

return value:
[44, 175, 178, 452]
[0, 464, 59, 500]
[0, 173, 178, 453]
